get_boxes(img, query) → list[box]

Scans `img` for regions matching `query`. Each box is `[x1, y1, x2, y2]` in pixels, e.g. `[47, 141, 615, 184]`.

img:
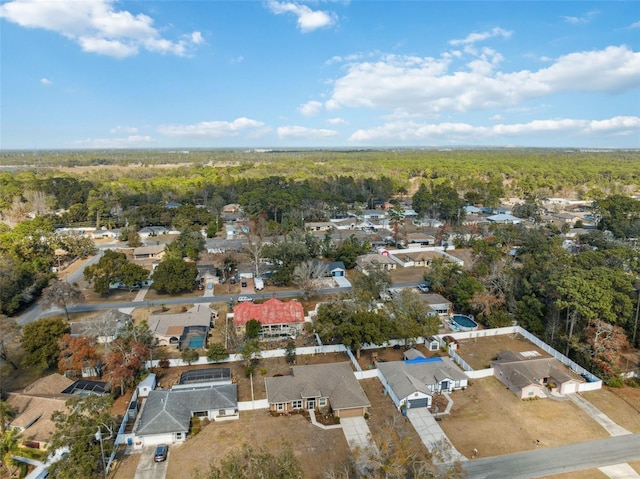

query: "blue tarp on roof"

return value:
[405, 357, 443, 364]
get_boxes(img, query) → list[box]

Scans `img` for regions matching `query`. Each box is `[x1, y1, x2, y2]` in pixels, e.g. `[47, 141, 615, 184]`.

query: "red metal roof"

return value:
[233, 298, 305, 326]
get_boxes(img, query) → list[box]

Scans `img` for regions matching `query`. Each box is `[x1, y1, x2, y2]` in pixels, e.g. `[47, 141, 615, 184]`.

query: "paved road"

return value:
[463, 434, 640, 479]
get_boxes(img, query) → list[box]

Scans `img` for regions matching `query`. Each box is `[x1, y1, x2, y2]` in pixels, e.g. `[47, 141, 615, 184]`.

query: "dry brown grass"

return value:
[439, 376, 610, 458]
[165, 409, 350, 479]
[454, 333, 550, 370]
[581, 385, 640, 433]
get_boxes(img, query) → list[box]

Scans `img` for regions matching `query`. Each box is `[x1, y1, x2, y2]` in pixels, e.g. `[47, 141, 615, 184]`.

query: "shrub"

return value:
[158, 359, 170, 369]
[244, 364, 255, 377]
[606, 376, 625, 388]
[363, 412, 370, 420]
[625, 377, 640, 388]
[259, 367, 267, 376]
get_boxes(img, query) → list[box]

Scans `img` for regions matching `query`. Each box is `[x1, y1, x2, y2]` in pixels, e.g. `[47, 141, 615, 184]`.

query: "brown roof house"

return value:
[148, 304, 213, 349]
[355, 253, 397, 273]
[5, 374, 75, 448]
[233, 298, 306, 339]
[264, 362, 370, 418]
[492, 350, 585, 399]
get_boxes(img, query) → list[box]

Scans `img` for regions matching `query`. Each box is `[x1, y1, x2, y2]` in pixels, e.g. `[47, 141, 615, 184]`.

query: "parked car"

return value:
[154, 444, 168, 462]
[417, 283, 429, 293]
[237, 296, 253, 303]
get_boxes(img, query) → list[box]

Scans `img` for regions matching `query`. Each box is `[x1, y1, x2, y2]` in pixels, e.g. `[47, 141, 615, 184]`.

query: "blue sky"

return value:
[1, 0, 639, 149]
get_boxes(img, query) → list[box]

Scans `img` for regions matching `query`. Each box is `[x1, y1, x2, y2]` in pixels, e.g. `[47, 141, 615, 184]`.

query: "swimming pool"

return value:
[450, 314, 478, 331]
[188, 336, 205, 348]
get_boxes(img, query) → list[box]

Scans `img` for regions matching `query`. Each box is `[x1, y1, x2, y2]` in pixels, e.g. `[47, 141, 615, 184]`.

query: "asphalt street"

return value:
[462, 434, 640, 479]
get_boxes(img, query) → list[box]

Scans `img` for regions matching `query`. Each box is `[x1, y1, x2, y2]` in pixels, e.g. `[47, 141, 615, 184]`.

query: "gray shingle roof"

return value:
[264, 362, 370, 411]
[492, 351, 582, 389]
[135, 385, 237, 436]
[377, 357, 467, 400]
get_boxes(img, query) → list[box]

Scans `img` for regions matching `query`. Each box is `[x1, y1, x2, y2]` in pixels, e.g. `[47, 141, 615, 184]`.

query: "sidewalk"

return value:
[119, 287, 150, 315]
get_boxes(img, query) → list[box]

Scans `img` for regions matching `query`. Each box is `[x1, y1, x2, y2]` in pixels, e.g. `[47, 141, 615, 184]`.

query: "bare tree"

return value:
[41, 279, 84, 321]
[244, 217, 269, 277]
[293, 259, 326, 299]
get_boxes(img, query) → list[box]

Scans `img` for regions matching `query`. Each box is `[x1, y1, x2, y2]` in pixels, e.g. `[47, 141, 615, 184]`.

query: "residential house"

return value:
[133, 385, 238, 447]
[69, 309, 132, 344]
[421, 294, 452, 317]
[91, 229, 121, 240]
[486, 213, 522, 224]
[405, 233, 436, 247]
[264, 362, 370, 418]
[233, 298, 305, 339]
[314, 259, 346, 278]
[492, 350, 584, 399]
[396, 250, 441, 268]
[377, 356, 468, 410]
[355, 253, 397, 273]
[5, 374, 75, 449]
[330, 217, 357, 230]
[464, 205, 482, 214]
[138, 226, 169, 238]
[148, 304, 213, 349]
[132, 244, 165, 260]
[305, 221, 334, 233]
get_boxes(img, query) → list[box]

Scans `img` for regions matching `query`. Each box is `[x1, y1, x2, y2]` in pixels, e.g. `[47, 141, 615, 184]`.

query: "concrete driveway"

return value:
[340, 417, 378, 453]
[134, 446, 169, 479]
[406, 408, 466, 462]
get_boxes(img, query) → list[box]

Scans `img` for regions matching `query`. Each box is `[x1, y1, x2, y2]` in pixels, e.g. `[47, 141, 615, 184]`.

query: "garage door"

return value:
[408, 398, 429, 409]
[338, 407, 365, 418]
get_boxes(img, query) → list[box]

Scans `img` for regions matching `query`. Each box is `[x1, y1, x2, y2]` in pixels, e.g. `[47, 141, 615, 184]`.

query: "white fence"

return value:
[437, 326, 602, 391]
[146, 344, 348, 369]
[238, 399, 269, 411]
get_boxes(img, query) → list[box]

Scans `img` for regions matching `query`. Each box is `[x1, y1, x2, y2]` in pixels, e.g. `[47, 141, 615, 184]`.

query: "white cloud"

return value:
[110, 125, 138, 134]
[40, 77, 52, 85]
[628, 21, 640, 29]
[0, 0, 203, 58]
[449, 27, 512, 46]
[277, 125, 339, 140]
[327, 117, 348, 125]
[73, 135, 153, 148]
[562, 10, 599, 24]
[230, 55, 244, 64]
[490, 114, 503, 121]
[158, 118, 269, 138]
[348, 116, 640, 143]
[298, 100, 323, 117]
[266, 1, 337, 32]
[326, 46, 640, 116]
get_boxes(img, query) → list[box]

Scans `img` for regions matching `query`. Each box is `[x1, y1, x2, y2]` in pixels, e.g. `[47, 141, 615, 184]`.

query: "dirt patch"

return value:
[355, 344, 438, 371]
[165, 409, 350, 479]
[438, 376, 609, 458]
[454, 333, 551, 370]
[109, 446, 140, 479]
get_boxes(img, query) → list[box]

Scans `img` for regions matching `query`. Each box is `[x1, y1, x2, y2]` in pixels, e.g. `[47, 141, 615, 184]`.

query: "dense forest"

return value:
[1, 148, 639, 384]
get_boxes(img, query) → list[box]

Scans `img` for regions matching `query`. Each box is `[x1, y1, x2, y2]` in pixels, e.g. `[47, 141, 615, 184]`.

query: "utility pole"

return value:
[633, 282, 640, 346]
[96, 427, 107, 479]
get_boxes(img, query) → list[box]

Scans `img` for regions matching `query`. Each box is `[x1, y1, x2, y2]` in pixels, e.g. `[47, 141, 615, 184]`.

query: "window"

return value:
[219, 409, 226, 416]
[319, 398, 327, 407]
[277, 403, 284, 412]
[291, 400, 302, 409]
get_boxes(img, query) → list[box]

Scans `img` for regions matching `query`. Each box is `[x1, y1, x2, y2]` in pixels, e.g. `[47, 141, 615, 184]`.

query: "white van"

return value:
[254, 276, 264, 291]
